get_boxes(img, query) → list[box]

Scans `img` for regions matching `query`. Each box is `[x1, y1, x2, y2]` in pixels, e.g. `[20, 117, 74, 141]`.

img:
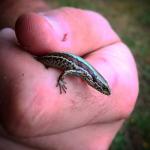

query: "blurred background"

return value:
[47, 0, 150, 150]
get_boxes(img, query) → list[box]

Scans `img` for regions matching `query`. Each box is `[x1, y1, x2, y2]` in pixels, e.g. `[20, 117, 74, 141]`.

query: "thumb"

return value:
[15, 7, 119, 55]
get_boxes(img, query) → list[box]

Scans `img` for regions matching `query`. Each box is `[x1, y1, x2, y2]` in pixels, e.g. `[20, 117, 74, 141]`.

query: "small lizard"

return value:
[34, 52, 111, 95]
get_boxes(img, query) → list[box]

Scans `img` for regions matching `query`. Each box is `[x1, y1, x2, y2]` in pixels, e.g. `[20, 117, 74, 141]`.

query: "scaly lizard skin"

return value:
[35, 52, 111, 95]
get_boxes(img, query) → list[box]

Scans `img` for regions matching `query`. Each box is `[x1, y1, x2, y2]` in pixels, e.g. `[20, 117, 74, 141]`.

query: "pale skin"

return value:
[0, 1, 139, 150]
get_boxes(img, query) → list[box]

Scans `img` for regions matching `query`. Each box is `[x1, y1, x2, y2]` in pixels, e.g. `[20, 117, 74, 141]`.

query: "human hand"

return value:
[0, 7, 138, 150]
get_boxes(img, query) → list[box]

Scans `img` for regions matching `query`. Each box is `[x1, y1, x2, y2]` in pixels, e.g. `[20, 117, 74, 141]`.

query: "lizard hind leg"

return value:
[56, 77, 67, 94]
[56, 69, 88, 94]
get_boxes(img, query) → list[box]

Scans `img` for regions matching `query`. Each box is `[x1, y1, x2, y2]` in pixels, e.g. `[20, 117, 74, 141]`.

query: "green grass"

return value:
[47, 0, 150, 149]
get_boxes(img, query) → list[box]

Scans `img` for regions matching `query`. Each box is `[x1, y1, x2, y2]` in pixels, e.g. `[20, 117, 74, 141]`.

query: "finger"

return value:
[0, 28, 17, 45]
[15, 7, 120, 55]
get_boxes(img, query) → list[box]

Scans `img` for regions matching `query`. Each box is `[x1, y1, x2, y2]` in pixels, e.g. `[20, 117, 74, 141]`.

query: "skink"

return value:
[35, 52, 111, 95]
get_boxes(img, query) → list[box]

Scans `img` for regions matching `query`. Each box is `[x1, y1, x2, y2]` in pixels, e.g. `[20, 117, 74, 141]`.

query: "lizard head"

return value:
[93, 75, 111, 96]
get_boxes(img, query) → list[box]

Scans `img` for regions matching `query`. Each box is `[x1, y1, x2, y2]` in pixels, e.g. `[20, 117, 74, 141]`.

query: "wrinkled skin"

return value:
[0, 4, 138, 150]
